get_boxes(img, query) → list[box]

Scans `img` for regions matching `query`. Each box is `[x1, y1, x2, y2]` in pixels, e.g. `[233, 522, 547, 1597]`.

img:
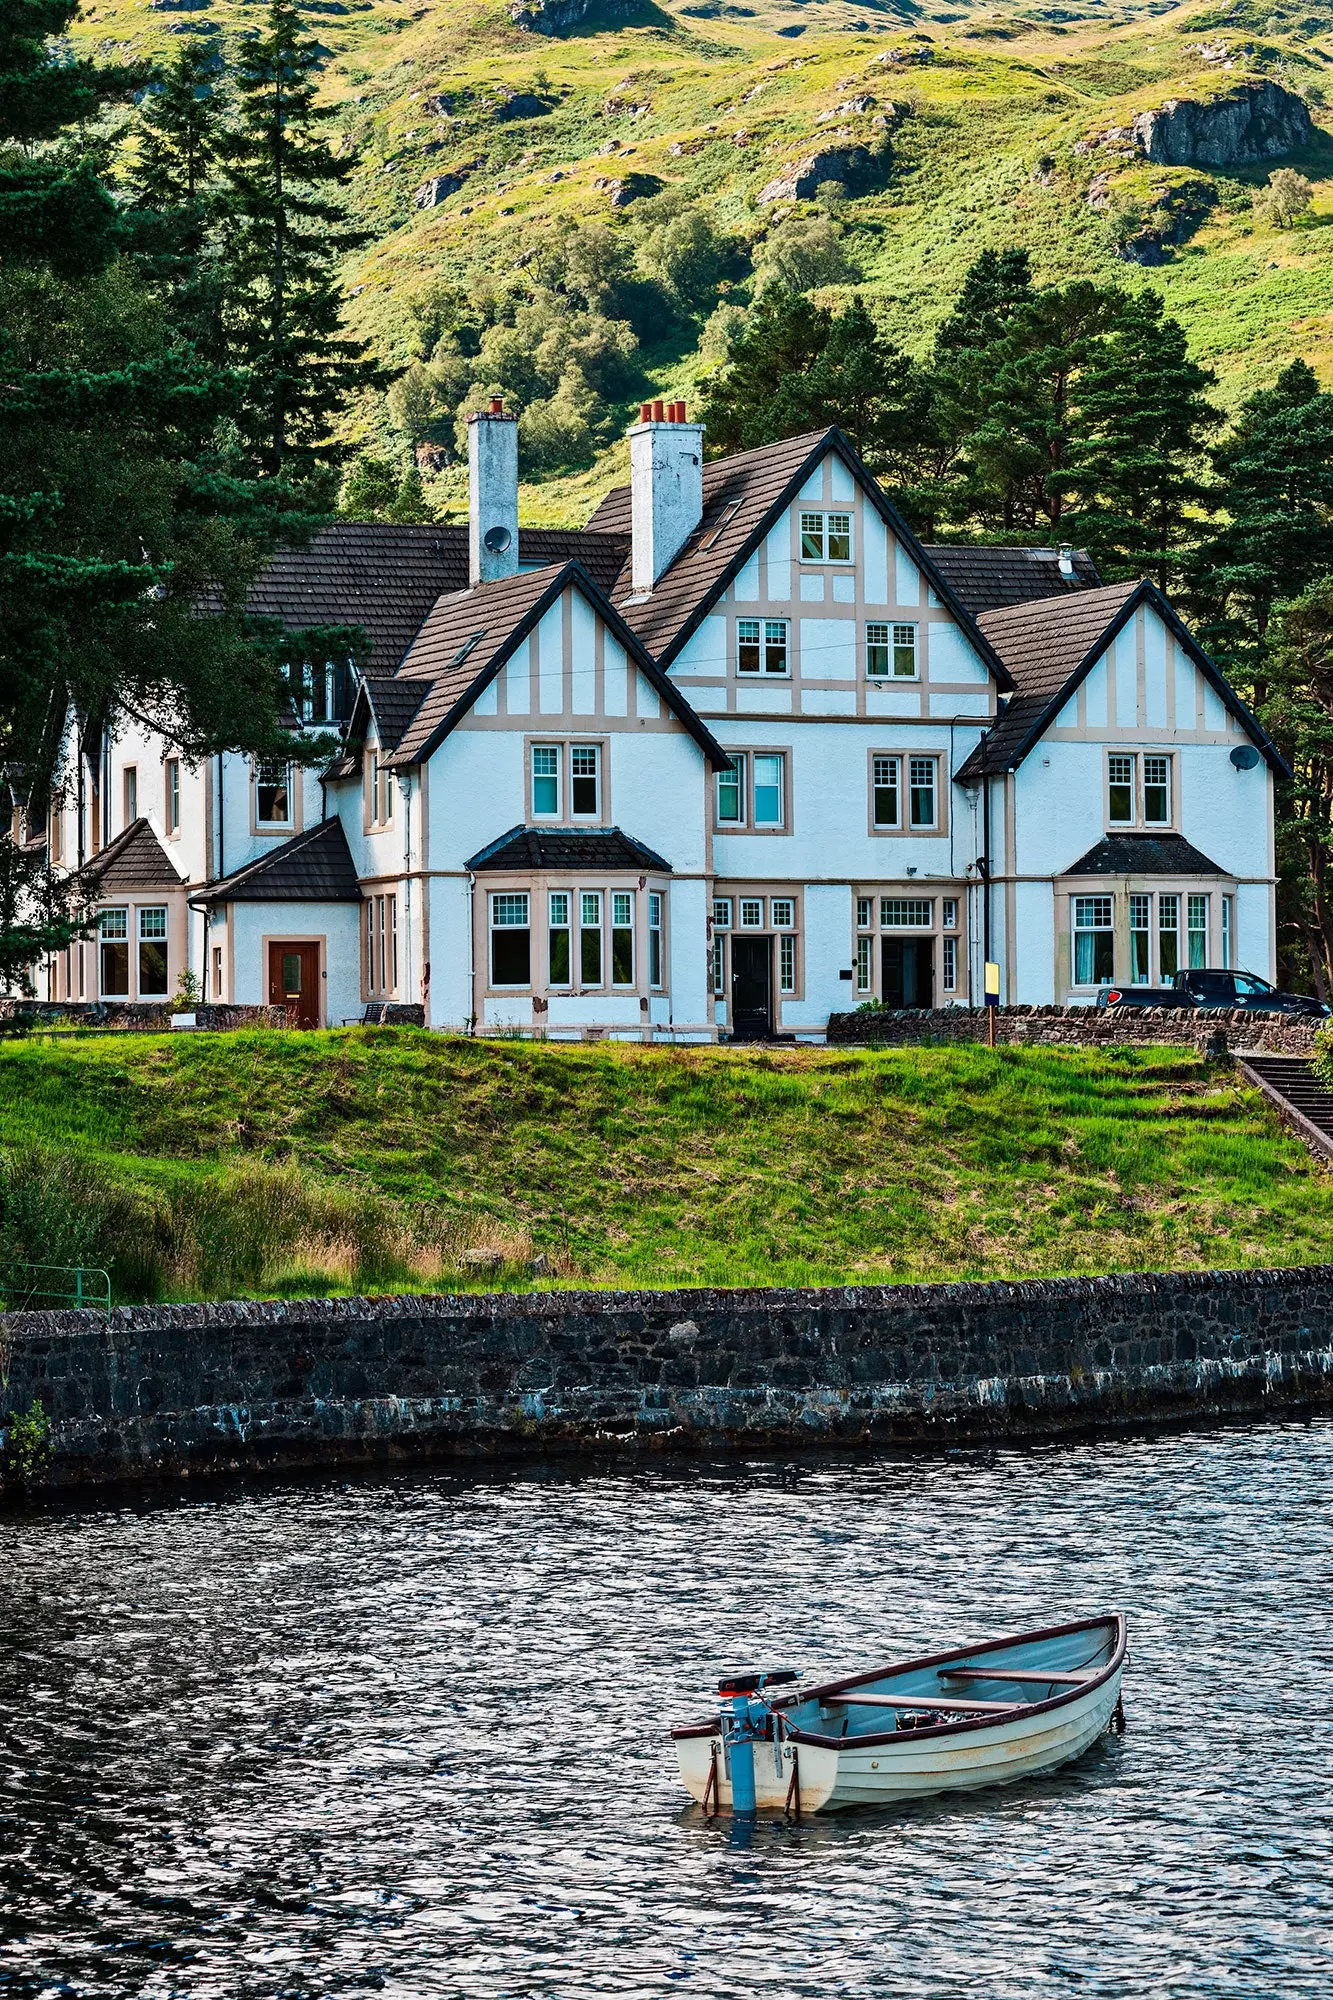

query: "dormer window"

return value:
[800, 511, 852, 562]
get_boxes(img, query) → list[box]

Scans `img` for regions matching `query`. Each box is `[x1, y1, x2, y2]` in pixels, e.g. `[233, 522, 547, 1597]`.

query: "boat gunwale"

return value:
[668, 1613, 1126, 1749]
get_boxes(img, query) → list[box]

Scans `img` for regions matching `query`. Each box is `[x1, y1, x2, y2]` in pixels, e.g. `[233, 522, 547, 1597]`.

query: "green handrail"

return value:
[0, 1263, 112, 1320]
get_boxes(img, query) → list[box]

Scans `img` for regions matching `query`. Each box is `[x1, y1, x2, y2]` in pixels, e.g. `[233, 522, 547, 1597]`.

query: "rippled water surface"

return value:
[2, 1422, 1331, 1998]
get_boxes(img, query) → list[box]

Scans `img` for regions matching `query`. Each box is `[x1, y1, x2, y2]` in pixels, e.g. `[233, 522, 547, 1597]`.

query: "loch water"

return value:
[1, 1421, 1330, 1998]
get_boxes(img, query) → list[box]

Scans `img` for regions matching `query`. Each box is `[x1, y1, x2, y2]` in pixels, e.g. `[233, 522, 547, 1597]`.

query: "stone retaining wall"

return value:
[0, 1000, 288, 1033]
[826, 1006, 1324, 1056]
[3, 1267, 1332, 1487]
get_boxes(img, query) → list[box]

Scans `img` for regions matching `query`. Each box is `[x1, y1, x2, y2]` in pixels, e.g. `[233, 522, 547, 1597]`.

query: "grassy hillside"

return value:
[0, 1032, 1328, 1303]
[72, 0, 1333, 523]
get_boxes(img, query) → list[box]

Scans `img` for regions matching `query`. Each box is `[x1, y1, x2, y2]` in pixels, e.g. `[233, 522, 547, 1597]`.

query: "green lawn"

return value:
[0, 1031, 1328, 1304]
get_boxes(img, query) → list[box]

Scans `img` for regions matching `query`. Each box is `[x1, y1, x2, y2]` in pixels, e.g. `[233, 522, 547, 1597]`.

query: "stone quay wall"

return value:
[826, 1006, 1324, 1056]
[3, 1267, 1333, 1488]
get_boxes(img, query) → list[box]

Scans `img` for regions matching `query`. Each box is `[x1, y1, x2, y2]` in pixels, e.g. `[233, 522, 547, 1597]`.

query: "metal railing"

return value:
[0, 1263, 112, 1319]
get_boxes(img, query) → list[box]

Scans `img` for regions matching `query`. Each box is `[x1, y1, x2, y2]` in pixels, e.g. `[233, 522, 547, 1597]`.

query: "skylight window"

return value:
[451, 630, 488, 668]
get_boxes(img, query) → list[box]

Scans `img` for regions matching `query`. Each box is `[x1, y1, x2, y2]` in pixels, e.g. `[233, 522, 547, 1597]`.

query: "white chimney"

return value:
[468, 398, 519, 587]
[629, 399, 704, 593]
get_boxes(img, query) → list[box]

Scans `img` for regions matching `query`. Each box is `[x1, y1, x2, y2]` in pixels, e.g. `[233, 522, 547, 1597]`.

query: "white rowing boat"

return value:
[671, 1613, 1127, 1816]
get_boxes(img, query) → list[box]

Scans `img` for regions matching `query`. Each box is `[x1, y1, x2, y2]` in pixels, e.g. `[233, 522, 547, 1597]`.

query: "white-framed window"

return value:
[611, 891, 635, 986]
[490, 891, 531, 987]
[580, 890, 603, 985]
[548, 891, 571, 984]
[779, 933, 796, 993]
[717, 757, 744, 825]
[800, 510, 852, 562]
[753, 753, 785, 828]
[1130, 892, 1151, 984]
[649, 891, 664, 989]
[1144, 755, 1171, 826]
[908, 757, 937, 830]
[1108, 754, 1135, 825]
[856, 896, 873, 930]
[571, 744, 600, 817]
[1074, 895, 1114, 985]
[99, 907, 129, 997]
[138, 905, 169, 997]
[740, 898, 763, 928]
[256, 759, 293, 828]
[212, 945, 223, 999]
[872, 754, 900, 830]
[1222, 894, 1233, 969]
[368, 893, 399, 995]
[368, 752, 394, 829]
[737, 617, 789, 676]
[867, 622, 917, 679]
[164, 758, 181, 836]
[712, 935, 725, 996]
[942, 935, 957, 992]
[532, 744, 561, 817]
[1188, 893, 1208, 969]
[713, 897, 732, 930]
[1159, 892, 1180, 978]
[856, 934, 872, 992]
[942, 897, 958, 930]
[123, 767, 137, 826]
[771, 898, 795, 930]
[881, 898, 933, 928]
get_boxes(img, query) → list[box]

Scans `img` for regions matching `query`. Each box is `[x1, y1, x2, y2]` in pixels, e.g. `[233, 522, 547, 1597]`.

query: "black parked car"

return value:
[1097, 968, 1328, 1016]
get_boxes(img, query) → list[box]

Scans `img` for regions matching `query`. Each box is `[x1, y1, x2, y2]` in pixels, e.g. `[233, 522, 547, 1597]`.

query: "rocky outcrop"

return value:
[757, 141, 889, 204]
[1079, 79, 1313, 168]
[414, 172, 467, 209]
[591, 171, 664, 207]
[510, 0, 634, 33]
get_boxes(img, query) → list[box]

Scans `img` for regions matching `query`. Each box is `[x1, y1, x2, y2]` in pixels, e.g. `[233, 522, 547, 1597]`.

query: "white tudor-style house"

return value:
[35, 397, 1286, 1038]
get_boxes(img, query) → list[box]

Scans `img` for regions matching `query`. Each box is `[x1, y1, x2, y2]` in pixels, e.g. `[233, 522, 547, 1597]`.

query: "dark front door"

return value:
[268, 941, 320, 1028]
[731, 936, 773, 1041]
[882, 937, 934, 1010]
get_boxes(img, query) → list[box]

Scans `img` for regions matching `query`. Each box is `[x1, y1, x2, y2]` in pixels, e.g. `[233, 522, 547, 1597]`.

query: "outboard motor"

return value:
[716, 1669, 798, 1816]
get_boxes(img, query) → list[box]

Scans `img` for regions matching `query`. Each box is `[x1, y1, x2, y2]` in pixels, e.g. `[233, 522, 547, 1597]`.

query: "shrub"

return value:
[0, 1400, 53, 1493]
[1253, 169, 1314, 230]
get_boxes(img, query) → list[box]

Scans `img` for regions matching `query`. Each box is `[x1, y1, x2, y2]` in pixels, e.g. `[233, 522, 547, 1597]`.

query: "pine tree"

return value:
[219, 1, 380, 494]
[127, 36, 228, 347]
[1057, 292, 1216, 586]
[696, 287, 834, 454]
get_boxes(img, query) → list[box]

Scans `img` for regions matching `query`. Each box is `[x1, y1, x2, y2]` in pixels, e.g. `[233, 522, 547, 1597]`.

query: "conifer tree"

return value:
[1057, 292, 1215, 586]
[219, 0, 379, 495]
[127, 36, 228, 347]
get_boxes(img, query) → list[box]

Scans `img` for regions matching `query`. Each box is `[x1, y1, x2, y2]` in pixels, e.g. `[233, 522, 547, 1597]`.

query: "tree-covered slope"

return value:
[73, 0, 1333, 519]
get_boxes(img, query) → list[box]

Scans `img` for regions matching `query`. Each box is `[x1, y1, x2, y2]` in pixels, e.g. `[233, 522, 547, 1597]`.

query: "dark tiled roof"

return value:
[927, 545, 1101, 615]
[977, 580, 1141, 702]
[587, 428, 1014, 689]
[955, 581, 1141, 781]
[384, 562, 728, 771]
[466, 825, 671, 872]
[196, 816, 362, 905]
[1064, 833, 1228, 877]
[247, 521, 628, 677]
[83, 817, 185, 893]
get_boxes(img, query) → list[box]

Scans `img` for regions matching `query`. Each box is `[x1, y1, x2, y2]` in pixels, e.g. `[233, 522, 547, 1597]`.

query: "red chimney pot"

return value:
[652, 398, 665, 422]
[489, 396, 504, 415]
[639, 402, 651, 423]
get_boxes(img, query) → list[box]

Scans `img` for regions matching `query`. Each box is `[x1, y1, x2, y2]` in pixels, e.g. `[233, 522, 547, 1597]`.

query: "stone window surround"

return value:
[1061, 873, 1237, 993]
[478, 867, 669, 998]
[865, 747, 948, 838]
[709, 880, 804, 1004]
[523, 733, 610, 828]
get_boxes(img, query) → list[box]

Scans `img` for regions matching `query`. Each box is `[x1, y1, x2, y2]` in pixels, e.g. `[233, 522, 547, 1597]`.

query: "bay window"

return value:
[611, 891, 634, 986]
[649, 892, 664, 989]
[1158, 893, 1180, 978]
[99, 908, 129, 997]
[548, 892, 571, 984]
[1188, 894, 1208, 969]
[138, 906, 169, 997]
[1074, 896, 1113, 985]
[1130, 894, 1151, 984]
[580, 891, 602, 985]
[490, 892, 530, 987]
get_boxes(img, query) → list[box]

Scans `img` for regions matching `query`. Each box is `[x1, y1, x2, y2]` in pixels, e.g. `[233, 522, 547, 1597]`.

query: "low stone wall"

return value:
[3, 1267, 1332, 1487]
[826, 1005, 1324, 1056]
[0, 1001, 288, 1033]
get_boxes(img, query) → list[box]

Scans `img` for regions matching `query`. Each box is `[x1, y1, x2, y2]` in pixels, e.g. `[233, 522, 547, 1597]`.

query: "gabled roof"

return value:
[926, 545, 1101, 615]
[83, 817, 185, 893]
[381, 561, 731, 772]
[1064, 833, 1229, 878]
[248, 521, 629, 677]
[194, 816, 361, 906]
[587, 427, 1016, 692]
[466, 826, 671, 872]
[955, 577, 1290, 783]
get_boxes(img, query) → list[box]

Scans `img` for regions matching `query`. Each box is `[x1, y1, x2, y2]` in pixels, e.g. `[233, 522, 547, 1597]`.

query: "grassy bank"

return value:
[0, 1031, 1329, 1304]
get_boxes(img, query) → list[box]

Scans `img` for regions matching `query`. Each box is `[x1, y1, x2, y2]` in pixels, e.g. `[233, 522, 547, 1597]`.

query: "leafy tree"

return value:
[1254, 168, 1314, 230]
[218, 0, 380, 494]
[1057, 291, 1216, 585]
[753, 212, 855, 295]
[0, 832, 100, 991]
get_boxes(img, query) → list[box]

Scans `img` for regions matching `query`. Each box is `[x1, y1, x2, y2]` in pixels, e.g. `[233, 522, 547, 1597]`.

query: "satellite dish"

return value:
[1230, 745, 1260, 771]
[483, 524, 513, 555]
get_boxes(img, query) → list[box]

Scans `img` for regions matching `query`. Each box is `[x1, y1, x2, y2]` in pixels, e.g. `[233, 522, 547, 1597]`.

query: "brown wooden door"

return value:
[268, 941, 321, 1028]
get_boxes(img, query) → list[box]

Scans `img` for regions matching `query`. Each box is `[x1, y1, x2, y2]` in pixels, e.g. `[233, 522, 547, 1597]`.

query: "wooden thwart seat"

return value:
[830, 1694, 1020, 1714]
[942, 1667, 1097, 1687]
